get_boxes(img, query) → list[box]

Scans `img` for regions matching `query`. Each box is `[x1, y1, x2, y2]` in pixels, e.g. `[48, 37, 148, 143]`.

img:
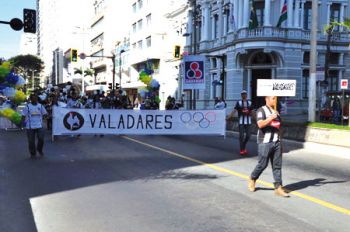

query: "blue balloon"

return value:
[5, 72, 19, 85]
[144, 68, 154, 75]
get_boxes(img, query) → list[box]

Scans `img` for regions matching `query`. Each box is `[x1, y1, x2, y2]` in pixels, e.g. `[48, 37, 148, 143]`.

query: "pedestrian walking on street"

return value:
[21, 94, 48, 158]
[248, 96, 289, 197]
[233, 90, 254, 155]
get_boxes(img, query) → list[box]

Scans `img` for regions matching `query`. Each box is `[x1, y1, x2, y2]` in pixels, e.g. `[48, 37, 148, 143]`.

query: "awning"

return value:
[122, 81, 146, 89]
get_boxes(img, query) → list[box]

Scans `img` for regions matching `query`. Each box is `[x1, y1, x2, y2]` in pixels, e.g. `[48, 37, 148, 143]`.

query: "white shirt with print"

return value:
[21, 103, 47, 129]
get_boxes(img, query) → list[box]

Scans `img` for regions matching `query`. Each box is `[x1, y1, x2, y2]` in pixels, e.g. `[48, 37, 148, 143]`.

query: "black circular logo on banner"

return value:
[63, 112, 84, 131]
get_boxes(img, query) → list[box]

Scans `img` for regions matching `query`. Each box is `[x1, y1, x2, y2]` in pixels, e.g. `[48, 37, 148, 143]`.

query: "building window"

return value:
[138, 40, 143, 50]
[254, 1, 264, 27]
[146, 14, 151, 27]
[225, 9, 230, 33]
[138, 0, 143, 10]
[132, 23, 137, 33]
[330, 4, 341, 31]
[327, 70, 339, 91]
[91, 33, 104, 47]
[146, 36, 151, 48]
[132, 3, 137, 13]
[91, 17, 104, 30]
[211, 58, 217, 69]
[302, 69, 309, 99]
[138, 19, 143, 31]
[211, 73, 222, 99]
[303, 51, 310, 64]
[214, 14, 219, 38]
[303, 2, 312, 30]
[329, 53, 340, 65]
[132, 43, 136, 49]
[91, 49, 104, 57]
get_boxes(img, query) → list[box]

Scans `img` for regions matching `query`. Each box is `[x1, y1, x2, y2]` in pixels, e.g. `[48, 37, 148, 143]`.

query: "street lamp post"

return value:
[119, 49, 126, 88]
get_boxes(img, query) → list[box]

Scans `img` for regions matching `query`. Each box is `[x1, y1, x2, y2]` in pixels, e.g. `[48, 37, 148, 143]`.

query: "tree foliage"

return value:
[74, 67, 94, 77]
[8, 55, 44, 78]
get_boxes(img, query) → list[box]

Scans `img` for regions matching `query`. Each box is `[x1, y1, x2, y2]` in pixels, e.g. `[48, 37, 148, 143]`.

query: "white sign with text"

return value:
[53, 107, 226, 136]
[257, 79, 297, 97]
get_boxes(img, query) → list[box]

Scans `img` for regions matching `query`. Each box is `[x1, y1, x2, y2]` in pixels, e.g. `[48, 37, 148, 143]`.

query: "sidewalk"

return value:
[226, 130, 350, 160]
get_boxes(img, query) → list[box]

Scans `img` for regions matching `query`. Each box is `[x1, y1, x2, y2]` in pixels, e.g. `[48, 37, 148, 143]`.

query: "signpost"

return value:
[340, 79, 349, 126]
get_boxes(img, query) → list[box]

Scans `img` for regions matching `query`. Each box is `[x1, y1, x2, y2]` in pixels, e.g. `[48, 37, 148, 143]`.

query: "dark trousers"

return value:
[26, 128, 45, 156]
[251, 141, 283, 188]
[47, 118, 52, 130]
[238, 124, 251, 150]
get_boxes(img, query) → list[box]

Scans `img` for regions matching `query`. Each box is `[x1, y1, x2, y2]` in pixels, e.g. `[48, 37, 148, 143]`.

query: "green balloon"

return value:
[11, 112, 22, 125]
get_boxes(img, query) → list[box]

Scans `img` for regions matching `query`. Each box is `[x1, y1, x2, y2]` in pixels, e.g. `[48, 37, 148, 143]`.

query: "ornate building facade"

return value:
[184, 0, 350, 113]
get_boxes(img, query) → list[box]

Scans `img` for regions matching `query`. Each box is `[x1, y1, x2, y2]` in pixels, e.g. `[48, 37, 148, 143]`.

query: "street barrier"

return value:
[52, 107, 226, 136]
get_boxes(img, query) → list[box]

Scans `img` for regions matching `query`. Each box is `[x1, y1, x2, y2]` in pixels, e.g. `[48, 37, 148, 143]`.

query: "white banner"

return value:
[257, 79, 296, 97]
[183, 55, 206, 90]
[53, 107, 226, 136]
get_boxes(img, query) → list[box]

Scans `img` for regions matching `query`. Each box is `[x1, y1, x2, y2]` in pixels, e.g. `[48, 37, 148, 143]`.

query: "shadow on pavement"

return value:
[0, 130, 240, 232]
[284, 178, 348, 192]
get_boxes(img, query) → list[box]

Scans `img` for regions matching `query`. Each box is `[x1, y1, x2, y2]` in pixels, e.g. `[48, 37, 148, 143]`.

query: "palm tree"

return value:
[73, 67, 94, 77]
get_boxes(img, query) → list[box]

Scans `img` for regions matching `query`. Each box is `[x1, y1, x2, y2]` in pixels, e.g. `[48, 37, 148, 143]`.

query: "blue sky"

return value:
[0, 0, 36, 59]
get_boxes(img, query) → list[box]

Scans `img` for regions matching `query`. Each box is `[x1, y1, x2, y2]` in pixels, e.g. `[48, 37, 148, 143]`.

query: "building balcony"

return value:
[234, 27, 350, 44]
[194, 27, 350, 52]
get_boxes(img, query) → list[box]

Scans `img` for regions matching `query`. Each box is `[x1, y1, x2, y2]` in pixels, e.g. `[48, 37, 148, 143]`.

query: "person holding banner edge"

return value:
[248, 96, 289, 197]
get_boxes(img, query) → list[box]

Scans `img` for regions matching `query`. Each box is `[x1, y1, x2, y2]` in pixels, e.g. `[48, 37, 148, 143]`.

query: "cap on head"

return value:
[241, 90, 247, 94]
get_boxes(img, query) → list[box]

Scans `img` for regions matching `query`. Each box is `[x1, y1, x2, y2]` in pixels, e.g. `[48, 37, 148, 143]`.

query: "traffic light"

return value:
[108, 83, 112, 89]
[23, 9, 36, 33]
[173, 45, 181, 59]
[71, 49, 78, 62]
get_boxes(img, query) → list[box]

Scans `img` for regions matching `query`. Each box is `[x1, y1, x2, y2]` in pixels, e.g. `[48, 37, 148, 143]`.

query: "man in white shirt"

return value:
[21, 94, 47, 158]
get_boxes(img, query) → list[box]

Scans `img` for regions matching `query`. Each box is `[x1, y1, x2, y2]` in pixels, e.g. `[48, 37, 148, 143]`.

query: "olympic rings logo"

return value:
[180, 111, 217, 128]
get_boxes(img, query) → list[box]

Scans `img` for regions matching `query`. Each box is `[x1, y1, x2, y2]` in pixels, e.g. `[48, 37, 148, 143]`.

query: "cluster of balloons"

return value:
[0, 62, 27, 126]
[137, 66, 160, 103]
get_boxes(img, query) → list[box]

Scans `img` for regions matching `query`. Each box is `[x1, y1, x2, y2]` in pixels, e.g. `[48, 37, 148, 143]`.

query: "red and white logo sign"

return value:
[340, 79, 348, 90]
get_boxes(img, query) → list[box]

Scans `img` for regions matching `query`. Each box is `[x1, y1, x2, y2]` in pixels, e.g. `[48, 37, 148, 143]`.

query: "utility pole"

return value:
[191, 0, 197, 110]
[308, 0, 318, 122]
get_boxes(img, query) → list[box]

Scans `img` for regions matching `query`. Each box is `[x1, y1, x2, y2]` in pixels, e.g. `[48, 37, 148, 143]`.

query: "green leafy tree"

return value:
[74, 67, 94, 77]
[9, 55, 44, 78]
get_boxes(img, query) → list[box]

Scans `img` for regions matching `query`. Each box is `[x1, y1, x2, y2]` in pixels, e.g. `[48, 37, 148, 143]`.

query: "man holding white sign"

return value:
[248, 79, 296, 198]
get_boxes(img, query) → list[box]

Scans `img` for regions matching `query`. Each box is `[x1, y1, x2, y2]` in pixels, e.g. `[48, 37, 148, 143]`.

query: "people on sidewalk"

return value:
[233, 90, 254, 155]
[21, 94, 48, 158]
[215, 98, 226, 110]
[248, 96, 289, 197]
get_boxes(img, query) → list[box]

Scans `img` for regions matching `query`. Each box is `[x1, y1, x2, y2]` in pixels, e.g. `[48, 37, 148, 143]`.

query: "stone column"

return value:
[339, 53, 344, 65]
[301, 0, 305, 29]
[243, 0, 249, 28]
[238, 0, 243, 29]
[339, 3, 345, 32]
[264, 0, 271, 26]
[223, 13, 228, 36]
[218, 1, 223, 37]
[287, 0, 294, 28]
[232, 0, 238, 32]
[326, 2, 331, 27]
[212, 15, 216, 39]
[294, 0, 300, 28]
[201, 2, 210, 41]
[204, 2, 211, 39]
[186, 10, 193, 46]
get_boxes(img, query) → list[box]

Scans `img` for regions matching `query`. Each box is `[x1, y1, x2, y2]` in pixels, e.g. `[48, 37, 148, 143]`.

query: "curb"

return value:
[226, 130, 350, 160]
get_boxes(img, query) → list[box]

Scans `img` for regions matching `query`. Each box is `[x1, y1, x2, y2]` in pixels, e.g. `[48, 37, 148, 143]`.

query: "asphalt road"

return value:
[1, 130, 350, 232]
